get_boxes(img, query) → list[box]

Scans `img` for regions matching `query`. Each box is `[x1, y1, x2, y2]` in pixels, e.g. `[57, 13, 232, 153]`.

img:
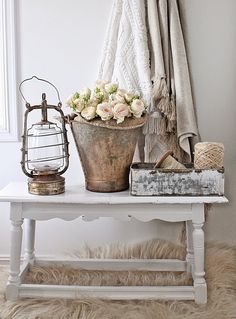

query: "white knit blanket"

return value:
[98, 0, 198, 162]
[98, 0, 152, 104]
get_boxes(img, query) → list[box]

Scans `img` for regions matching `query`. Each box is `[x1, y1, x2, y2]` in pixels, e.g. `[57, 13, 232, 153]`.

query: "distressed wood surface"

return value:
[131, 164, 224, 196]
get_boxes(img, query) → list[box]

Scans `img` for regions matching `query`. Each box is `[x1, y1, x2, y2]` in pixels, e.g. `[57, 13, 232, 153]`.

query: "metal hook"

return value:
[19, 76, 62, 106]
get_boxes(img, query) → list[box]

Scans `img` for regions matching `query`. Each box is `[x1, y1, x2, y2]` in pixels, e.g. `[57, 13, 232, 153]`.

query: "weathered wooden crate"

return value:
[130, 163, 224, 196]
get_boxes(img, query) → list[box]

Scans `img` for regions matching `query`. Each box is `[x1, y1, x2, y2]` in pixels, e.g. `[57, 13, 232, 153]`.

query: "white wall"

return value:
[0, 0, 235, 259]
[180, 0, 236, 243]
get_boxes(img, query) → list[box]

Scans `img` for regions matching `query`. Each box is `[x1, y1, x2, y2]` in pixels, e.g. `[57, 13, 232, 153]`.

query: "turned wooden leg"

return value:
[6, 203, 23, 301]
[24, 219, 36, 265]
[192, 204, 207, 304]
[186, 220, 194, 275]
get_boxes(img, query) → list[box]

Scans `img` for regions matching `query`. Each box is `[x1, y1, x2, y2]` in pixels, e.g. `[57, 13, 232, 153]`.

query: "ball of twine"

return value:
[194, 142, 224, 169]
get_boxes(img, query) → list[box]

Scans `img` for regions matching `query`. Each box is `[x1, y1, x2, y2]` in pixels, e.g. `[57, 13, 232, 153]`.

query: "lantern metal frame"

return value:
[20, 76, 69, 195]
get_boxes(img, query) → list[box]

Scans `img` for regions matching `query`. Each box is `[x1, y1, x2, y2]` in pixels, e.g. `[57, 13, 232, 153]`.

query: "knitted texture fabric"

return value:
[98, 0, 199, 162]
[98, 0, 152, 104]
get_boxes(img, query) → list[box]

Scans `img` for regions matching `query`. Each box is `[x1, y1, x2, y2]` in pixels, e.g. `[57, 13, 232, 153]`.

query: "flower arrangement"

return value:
[66, 80, 147, 124]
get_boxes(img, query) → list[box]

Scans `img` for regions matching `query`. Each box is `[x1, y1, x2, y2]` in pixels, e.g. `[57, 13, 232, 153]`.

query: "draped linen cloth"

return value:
[98, 0, 198, 162]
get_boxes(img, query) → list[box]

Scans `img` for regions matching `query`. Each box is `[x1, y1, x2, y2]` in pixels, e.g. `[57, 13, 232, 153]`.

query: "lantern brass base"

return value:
[28, 175, 65, 195]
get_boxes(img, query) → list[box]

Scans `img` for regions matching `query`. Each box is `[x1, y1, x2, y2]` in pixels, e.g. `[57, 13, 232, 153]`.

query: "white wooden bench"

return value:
[0, 182, 228, 303]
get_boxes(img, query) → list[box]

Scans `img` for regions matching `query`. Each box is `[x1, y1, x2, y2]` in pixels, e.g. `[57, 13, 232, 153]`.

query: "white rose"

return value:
[113, 103, 129, 123]
[81, 106, 96, 121]
[96, 102, 113, 121]
[95, 79, 109, 90]
[115, 89, 126, 103]
[93, 90, 109, 103]
[105, 83, 118, 94]
[110, 100, 118, 107]
[87, 99, 98, 108]
[130, 99, 145, 118]
[81, 87, 91, 101]
[74, 98, 85, 113]
[124, 92, 135, 103]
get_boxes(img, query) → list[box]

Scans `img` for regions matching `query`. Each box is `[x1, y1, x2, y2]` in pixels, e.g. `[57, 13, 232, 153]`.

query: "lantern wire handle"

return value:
[19, 76, 62, 106]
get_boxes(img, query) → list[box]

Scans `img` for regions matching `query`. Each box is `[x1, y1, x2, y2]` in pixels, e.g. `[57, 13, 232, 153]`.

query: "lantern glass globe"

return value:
[28, 123, 63, 173]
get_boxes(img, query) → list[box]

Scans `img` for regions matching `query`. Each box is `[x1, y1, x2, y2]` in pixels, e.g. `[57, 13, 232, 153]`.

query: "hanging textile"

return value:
[98, 0, 152, 104]
[98, 0, 199, 162]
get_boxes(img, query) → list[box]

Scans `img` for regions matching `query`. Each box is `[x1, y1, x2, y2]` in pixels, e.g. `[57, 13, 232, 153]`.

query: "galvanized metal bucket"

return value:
[70, 114, 146, 192]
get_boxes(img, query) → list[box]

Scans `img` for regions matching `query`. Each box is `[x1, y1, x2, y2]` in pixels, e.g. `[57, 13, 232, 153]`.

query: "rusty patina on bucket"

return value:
[70, 114, 146, 192]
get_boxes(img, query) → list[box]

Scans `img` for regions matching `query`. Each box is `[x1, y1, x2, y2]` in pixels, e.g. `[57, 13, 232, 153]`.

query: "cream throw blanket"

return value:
[98, 0, 152, 103]
[99, 0, 198, 162]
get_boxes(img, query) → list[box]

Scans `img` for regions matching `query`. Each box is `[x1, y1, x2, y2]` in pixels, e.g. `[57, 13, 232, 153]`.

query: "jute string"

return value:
[194, 142, 224, 169]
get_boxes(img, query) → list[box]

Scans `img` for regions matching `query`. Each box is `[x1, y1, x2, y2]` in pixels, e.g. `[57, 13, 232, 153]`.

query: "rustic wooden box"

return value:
[130, 163, 224, 196]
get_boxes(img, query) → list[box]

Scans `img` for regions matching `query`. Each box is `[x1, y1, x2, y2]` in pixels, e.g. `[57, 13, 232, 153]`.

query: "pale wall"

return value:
[0, 0, 235, 259]
[180, 0, 236, 243]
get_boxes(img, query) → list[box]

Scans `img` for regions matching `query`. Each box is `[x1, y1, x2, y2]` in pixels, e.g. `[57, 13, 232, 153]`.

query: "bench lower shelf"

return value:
[6, 258, 199, 301]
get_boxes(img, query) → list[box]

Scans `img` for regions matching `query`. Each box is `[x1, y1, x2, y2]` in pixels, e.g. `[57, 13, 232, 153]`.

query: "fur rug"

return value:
[0, 239, 235, 319]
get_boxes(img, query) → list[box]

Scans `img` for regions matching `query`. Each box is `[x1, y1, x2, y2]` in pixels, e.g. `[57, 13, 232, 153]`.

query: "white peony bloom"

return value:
[96, 102, 113, 121]
[130, 99, 145, 118]
[113, 103, 129, 123]
[81, 106, 96, 120]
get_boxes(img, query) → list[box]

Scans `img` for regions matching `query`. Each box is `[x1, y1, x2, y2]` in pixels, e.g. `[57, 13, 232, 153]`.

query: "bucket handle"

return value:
[63, 114, 77, 125]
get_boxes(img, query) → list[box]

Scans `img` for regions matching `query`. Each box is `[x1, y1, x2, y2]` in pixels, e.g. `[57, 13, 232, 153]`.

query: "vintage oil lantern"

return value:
[20, 76, 69, 195]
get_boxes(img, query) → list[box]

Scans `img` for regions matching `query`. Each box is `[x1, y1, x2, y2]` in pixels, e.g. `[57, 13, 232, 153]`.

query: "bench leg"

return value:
[192, 204, 207, 304]
[24, 219, 36, 265]
[6, 203, 23, 300]
[186, 220, 194, 275]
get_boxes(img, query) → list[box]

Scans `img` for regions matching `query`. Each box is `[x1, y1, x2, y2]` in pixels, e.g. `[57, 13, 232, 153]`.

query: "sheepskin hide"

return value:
[0, 239, 235, 319]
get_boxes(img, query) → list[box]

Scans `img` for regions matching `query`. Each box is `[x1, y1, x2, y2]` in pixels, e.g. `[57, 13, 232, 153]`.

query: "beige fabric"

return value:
[169, 0, 199, 156]
[146, 0, 199, 162]
[98, 0, 199, 162]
